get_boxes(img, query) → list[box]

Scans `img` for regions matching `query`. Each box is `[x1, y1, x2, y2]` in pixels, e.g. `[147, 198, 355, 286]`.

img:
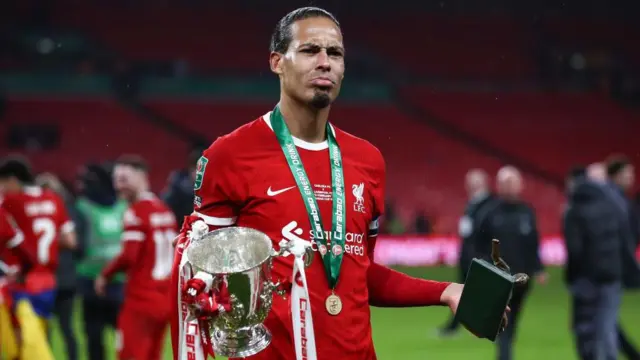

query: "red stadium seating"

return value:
[50, 4, 270, 73]
[147, 100, 565, 234]
[402, 89, 639, 179]
[2, 98, 190, 191]
[349, 14, 537, 80]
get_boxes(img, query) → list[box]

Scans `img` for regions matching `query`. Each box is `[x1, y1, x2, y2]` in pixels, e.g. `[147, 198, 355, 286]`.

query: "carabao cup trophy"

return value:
[184, 226, 309, 358]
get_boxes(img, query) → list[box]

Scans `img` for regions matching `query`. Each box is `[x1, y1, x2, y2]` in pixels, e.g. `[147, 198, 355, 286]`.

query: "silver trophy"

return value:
[185, 226, 311, 358]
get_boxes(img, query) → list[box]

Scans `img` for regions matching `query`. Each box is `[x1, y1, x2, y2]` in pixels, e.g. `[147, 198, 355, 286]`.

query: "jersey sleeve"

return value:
[367, 148, 386, 258]
[0, 208, 22, 249]
[122, 205, 148, 242]
[102, 205, 146, 279]
[55, 195, 75, 234]
[193, 138, 246, 227]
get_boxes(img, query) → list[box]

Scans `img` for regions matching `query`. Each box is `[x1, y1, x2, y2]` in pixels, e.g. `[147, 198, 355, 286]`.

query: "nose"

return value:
[316, 49, 331, 71]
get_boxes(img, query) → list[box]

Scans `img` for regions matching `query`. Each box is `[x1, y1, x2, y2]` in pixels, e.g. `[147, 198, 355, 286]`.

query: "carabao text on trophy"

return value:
[185, 226, 303, 358]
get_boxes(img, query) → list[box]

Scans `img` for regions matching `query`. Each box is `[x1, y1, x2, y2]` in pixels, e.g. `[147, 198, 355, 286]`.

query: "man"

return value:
[75, 164, 128, 360]
[564, 162, 631, 360]
[95, 155, 177, 360]
[438, 168, 495, 337]
[162, 149, 202, 222]
[36, 172, 82, 360]
[171, 8, 497, 360]
[605, 157, 640, 360]
[0, 156, 76, 355]
[472, 166, 546, 360]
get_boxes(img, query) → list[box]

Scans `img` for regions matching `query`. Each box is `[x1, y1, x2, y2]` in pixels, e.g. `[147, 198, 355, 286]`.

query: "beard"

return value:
[309, 90, 332, 109]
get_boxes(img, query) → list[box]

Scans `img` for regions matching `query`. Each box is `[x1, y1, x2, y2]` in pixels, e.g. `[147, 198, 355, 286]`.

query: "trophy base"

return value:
[212, 324, 272, 358]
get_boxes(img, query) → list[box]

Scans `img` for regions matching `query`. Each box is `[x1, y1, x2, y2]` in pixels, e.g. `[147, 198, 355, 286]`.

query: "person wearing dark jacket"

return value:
[564, 162, 635, 360]
[438, 168, 495, 337]
[473, 166, 546, 360]
[606, 157, 640, 360]
[161, 149, 200, 221]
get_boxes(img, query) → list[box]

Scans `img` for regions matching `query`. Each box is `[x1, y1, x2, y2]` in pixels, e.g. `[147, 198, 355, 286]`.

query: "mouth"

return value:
[310, 77, 335, 87]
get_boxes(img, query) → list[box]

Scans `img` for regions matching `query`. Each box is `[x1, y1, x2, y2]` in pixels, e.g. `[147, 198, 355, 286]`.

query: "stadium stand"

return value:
[402, 89, 638, 178]
[2, 98, 190, 191]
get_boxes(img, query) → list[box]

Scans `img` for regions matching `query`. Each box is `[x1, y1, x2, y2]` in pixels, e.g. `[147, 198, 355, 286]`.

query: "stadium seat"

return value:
[402, 88, 638, 179]
[2, 98, 190, 191]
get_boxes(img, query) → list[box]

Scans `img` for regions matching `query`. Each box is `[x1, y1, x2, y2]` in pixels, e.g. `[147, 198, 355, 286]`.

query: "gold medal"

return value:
[325, 293, 342, 315]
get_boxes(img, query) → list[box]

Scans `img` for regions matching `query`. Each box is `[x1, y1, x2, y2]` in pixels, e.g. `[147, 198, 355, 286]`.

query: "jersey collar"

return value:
[262, 111, 335, 151]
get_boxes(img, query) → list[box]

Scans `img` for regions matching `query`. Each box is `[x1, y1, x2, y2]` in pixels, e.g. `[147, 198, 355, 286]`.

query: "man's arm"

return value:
[56, 196, 77, 250]
[100, 207, 145, 281]
[563, 206, 583, 283]
[367, 237, 451, 307]
[171, 139, 245, 360]
[527, 208, 544, 275]
[365, 151, 452, 308]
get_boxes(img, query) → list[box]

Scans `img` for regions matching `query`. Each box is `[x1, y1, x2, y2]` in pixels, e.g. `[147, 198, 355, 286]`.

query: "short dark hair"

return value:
[606, 155, 631, 177]
[115, 154, 148, 172]
[269, 7, 340, 53]
[0, 155, 34, 183]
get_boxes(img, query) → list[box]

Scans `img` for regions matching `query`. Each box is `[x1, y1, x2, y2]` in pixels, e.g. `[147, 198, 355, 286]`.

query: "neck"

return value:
[279, 95, 330, 143]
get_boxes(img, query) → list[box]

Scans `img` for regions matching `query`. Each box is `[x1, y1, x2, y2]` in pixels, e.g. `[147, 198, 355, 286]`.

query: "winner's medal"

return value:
[271, 104, 347, 310]
[325, 293, 343, 316]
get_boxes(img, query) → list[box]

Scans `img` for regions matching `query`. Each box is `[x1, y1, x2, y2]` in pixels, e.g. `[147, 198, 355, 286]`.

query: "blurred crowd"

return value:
[436, 155, 639, 360]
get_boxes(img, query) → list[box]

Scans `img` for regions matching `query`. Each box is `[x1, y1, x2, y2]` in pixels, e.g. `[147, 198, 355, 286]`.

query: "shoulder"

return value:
[335, 127, 385, 174]
[43, 189, 65, 206]
[203, 116, 268, 162]
[124, 202, 146, 226]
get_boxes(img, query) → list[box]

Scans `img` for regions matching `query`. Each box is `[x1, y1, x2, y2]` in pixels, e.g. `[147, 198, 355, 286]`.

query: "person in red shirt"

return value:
[0, 207, 37, 272]
[0, 157, 76, 317]
[95, 155, 177, 360]
[171, 7, 504, 360]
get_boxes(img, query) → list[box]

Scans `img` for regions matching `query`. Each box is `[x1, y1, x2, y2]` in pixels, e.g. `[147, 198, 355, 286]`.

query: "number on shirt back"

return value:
[33, 218, 56, 265]
[152, 229, 176, 280]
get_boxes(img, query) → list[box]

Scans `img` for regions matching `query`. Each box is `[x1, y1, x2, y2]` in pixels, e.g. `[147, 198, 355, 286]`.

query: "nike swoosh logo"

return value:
[267, 186, 296, 197]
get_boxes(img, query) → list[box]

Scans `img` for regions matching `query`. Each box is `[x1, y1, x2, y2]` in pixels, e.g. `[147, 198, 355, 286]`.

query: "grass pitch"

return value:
[49, 267, 640, 360]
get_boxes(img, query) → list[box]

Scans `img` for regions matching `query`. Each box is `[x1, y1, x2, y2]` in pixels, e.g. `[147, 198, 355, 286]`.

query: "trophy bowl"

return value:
[185, 226, 284, 358]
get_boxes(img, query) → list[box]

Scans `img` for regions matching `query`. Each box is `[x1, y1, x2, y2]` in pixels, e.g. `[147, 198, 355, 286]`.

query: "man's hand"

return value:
[440, 282, 511, 335]
[94, 275, 107, 297]
[440, 283, 463, 313]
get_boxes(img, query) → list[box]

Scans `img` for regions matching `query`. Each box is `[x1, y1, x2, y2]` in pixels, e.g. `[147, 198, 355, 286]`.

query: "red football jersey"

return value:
[0, 207, 20, 249]
[120, 193, 177, 310]
[192, 112, 385, 360]
[0, 186, 73, 275]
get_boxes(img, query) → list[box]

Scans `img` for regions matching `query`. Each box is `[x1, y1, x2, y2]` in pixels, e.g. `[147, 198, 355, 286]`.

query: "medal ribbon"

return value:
[271, 105, 346, 289]
[177, 241, 215, 360]
[271, 105, 345, 360]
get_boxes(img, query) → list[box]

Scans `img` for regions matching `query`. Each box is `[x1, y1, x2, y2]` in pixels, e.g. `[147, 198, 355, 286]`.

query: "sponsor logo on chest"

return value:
[281, 220, 366, 257]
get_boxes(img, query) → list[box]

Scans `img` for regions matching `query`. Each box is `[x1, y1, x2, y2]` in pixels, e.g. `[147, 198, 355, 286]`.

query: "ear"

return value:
[269, 52, 283, 75]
